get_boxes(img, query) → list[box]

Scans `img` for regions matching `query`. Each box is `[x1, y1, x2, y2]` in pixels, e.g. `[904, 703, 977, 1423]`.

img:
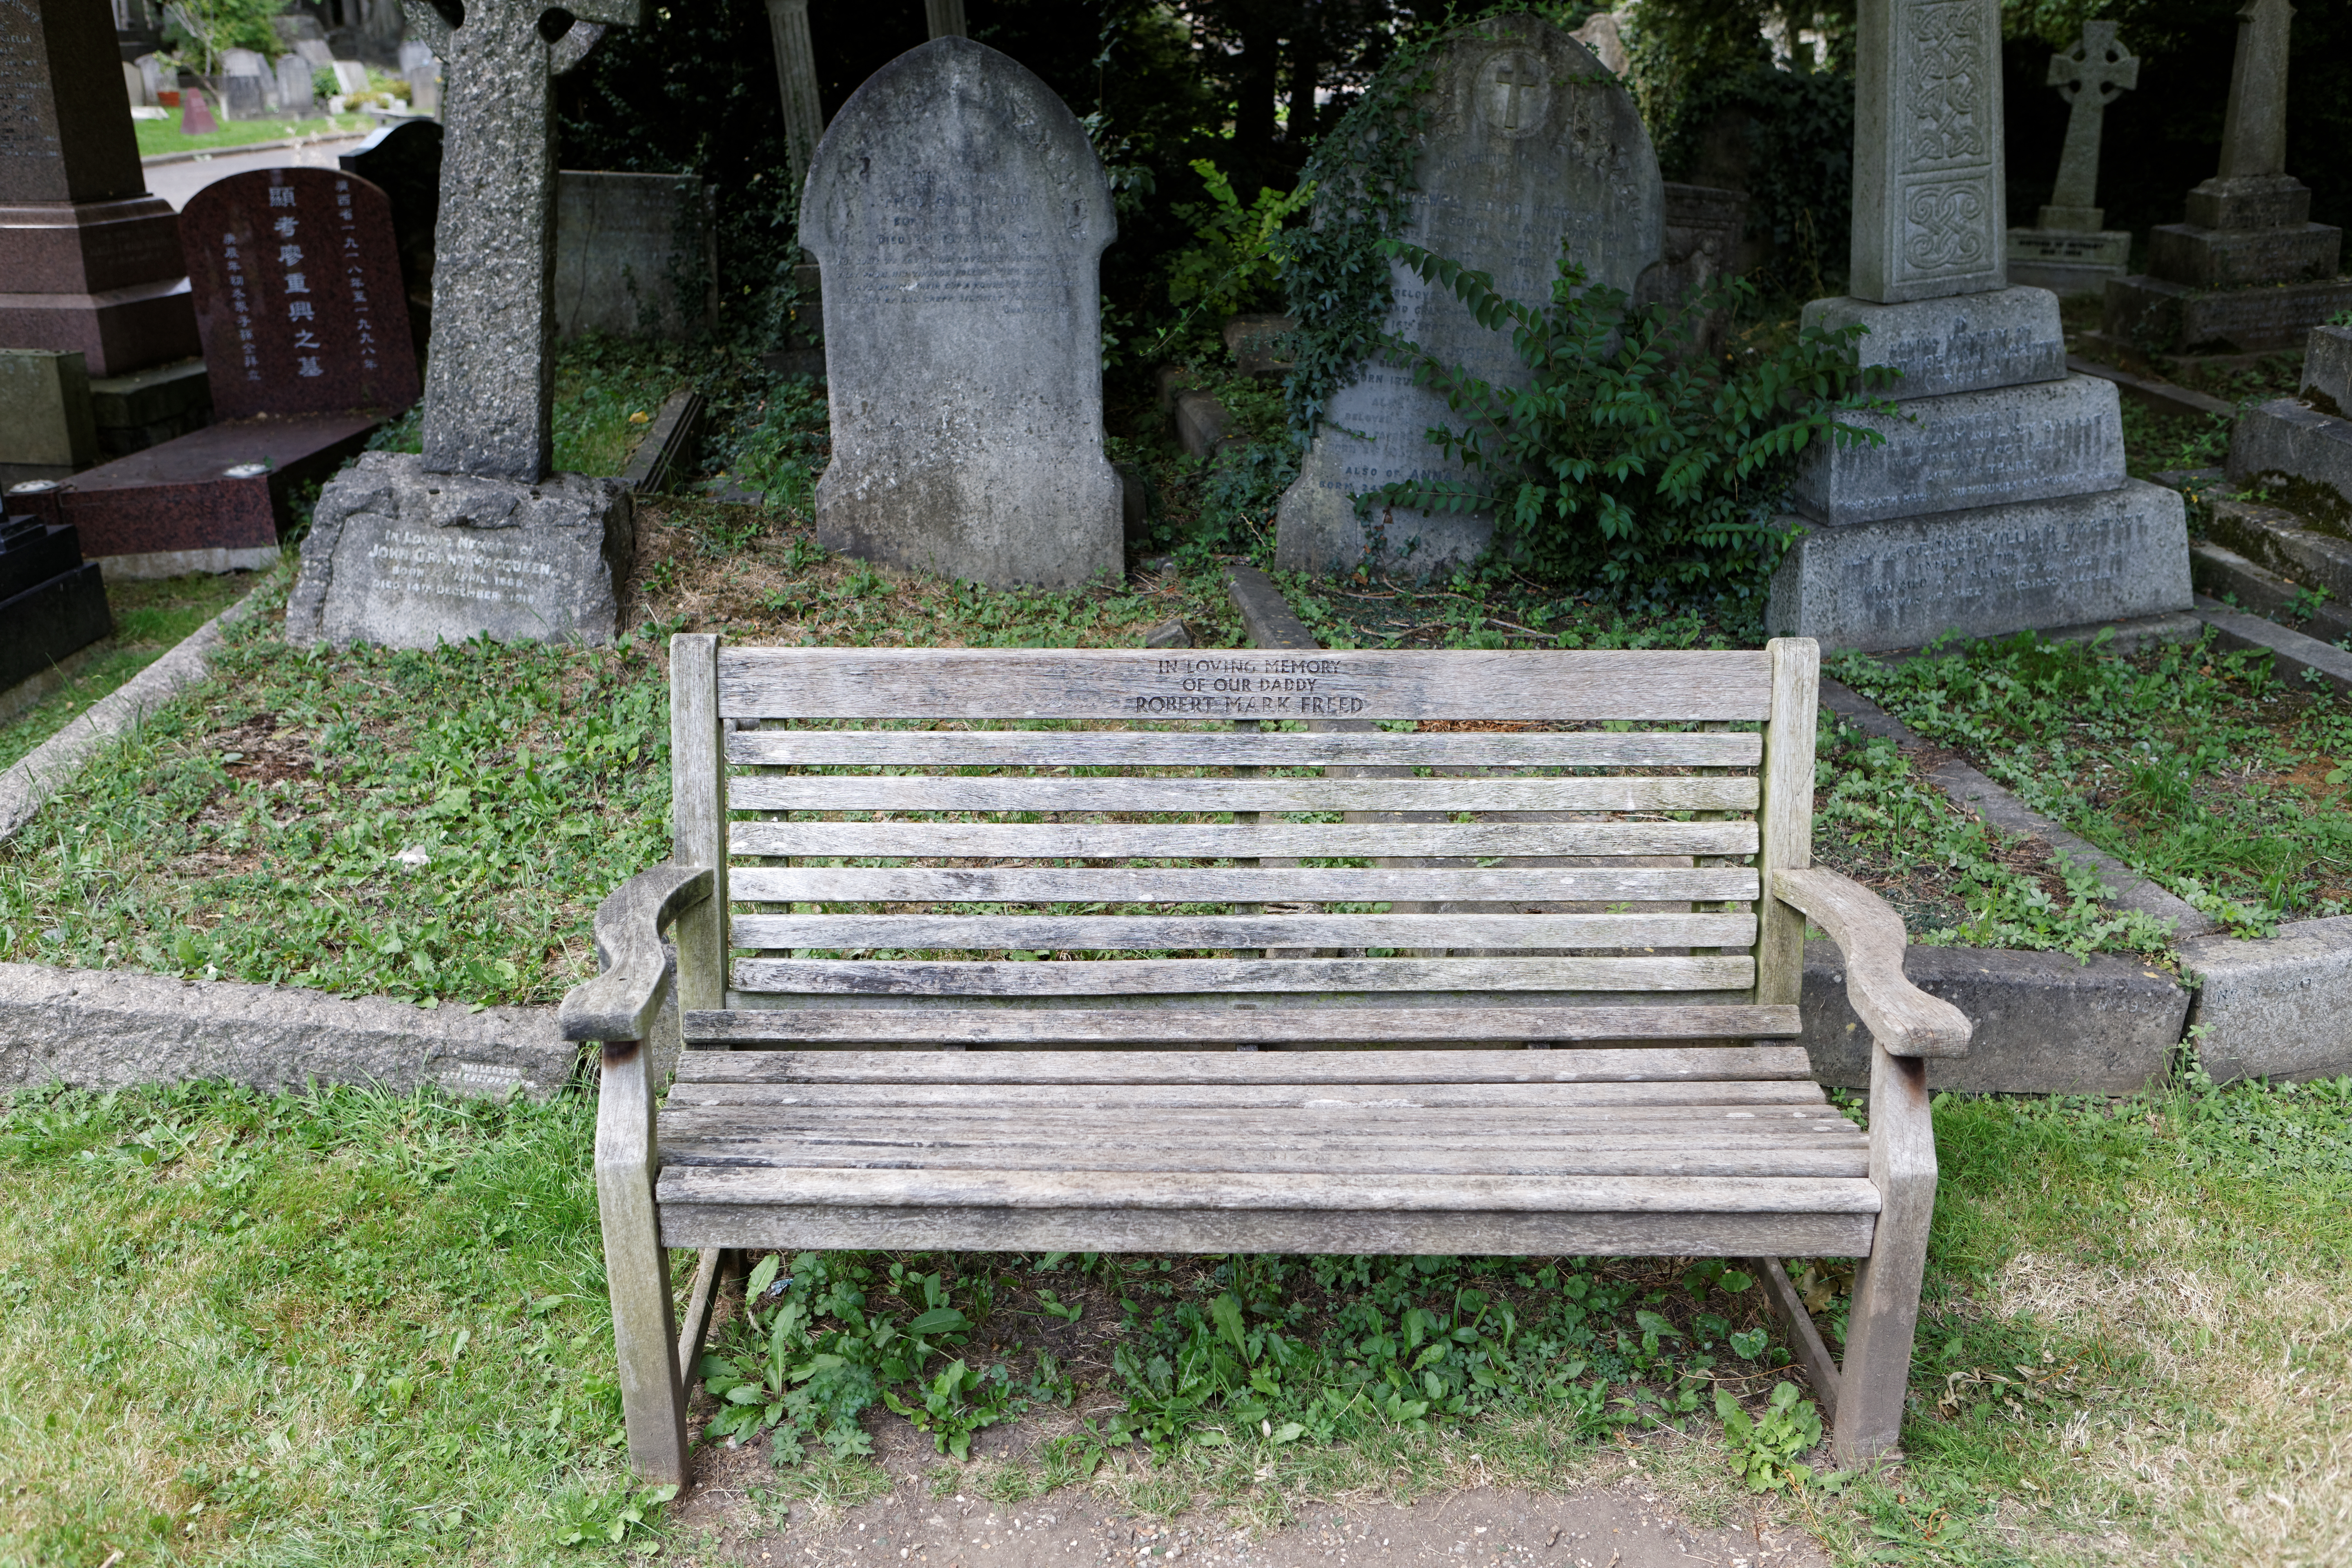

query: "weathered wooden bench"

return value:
[560, 635, 1970, 1484]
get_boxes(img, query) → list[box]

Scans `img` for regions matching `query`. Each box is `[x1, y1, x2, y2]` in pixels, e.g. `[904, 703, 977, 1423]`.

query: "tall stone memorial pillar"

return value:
[0, 0, 199, 376]
[288, 0, 649, 649]
[2095, 0, 2350, 358]
[1765, 0, 2190, 653]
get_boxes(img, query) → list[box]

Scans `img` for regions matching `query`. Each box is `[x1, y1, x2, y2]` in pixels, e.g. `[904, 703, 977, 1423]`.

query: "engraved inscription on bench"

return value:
[1126, 656, 1370, 718]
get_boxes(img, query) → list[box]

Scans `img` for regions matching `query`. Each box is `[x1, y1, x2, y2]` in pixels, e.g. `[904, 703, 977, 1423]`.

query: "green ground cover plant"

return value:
[0, 570, 256, 771]
[5, 1067, 2347, 1565]
[1831, 630, 2352, 935]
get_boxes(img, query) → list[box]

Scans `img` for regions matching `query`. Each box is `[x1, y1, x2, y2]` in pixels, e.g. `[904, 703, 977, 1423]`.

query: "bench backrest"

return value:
[668, 637, 1818, 1051]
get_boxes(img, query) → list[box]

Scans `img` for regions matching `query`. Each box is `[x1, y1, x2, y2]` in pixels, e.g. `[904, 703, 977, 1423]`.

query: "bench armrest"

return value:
[559, 864, 715, 1043]
[1771, 866, 1971, 1059]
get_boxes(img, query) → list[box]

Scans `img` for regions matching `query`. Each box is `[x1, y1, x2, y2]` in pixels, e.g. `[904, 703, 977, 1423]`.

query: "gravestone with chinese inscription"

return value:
[289, 0, 644, 648]
[2005, 22, 2136, 296]
[1764, 0, 2187, 653]
[1272, 13, 1664, 577]
[800, 36, 1118, 589]
[182, 167, 419, 418]
[12, 168, 416, 576]
[2095, 0, 2350, 357]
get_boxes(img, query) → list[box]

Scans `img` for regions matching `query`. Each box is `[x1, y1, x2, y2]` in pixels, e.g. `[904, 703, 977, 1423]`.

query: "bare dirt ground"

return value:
[664, 1411, 1833, 1568]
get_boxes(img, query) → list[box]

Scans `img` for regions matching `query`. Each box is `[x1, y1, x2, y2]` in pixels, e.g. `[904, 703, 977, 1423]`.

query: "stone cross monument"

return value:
[288, 0, 650, 650]
[2006, 22, 2138, 295]
[2098, 0, 2349, 356]
[1766, 0, 2189, 653]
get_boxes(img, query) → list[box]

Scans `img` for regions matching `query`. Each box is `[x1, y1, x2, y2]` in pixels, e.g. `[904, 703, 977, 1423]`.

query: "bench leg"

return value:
[597, 1039, 691, 1486]
[1832, 1041, 1936, 1468]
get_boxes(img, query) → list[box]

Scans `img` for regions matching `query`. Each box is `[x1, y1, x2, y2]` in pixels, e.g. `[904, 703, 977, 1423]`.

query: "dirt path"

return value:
[668, 1417, 1831, 1568]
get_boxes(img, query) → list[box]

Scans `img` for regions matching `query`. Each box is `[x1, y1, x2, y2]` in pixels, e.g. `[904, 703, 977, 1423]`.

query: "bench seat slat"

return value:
[731, 821, 1761, 861]
[728, 956, 1756, 996]
[728, 731, 1764, 767]
[657, 1144, 1871, 1180]
[729, 777, 1759, 814]
[684, 1005, 1800, 1046]
[658, 1108, 1863, 1140]
[670, 1045, 1813, 1082]
[715, 648, 1773, 722]
[663, 1081, 1834, 1110]
[656, 1165, 1878, 1213]
[731, 913, 1757, 952]
[729, 866, 1760, 904]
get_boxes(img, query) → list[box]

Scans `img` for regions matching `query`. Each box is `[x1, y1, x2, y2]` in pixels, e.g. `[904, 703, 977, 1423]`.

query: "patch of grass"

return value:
[7, 1070, 2348, 1564]
[0, 1079, 654, 1566]
[1830, 630, 2352, 934]
[133, 113, 372, 158]
[552, 336, 695, 478]
[0, 573, 673, 1005]
[0, 570, 260, 771]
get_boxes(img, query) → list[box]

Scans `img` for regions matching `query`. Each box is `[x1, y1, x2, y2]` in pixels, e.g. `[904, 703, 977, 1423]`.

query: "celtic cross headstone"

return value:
[1850, 0, 2004, 303]
[2040, 21, 2136, 230]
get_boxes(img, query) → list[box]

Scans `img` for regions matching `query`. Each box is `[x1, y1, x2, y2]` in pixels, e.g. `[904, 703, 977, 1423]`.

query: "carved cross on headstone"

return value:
[401, 0, 642, 483]
[1491, 58, 1539, 132]
[2040, 21, 2136, 228]
[2217, 0, 2292, 182]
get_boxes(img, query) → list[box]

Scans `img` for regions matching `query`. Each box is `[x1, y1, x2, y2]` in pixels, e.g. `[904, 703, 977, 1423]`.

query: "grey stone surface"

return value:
[275, 53, 316, 115]
[2181, 913, 2352, 1082]
[2102, 272, 2352, 356]
[0, 349, 97, 470]
[1849, 0, 2006, 304]
[1273, 12, 1661, 576]
[1800, 941, 2187, 1094]
[286, 451, 633, 648]
[2185, 173, 2308, 232]
[2304, 324, 2352, 413]
[803, 36, 1121, 590]
[419, 0, 641, 483]
[2197, 594, 2352, 702]
[2212, 0, 2291, 187]
[2187, 540, 2352, 648]
[552, 171, 715, 341]
[2037, 22, 2136, 229]
[0, 962, 581, 1099]
[2200, 494, 2352, 603]
[2147, 220, 2339, 290]
[763, 0, 824, 200]
[1802, 287, 2063, 398]
[2227, 397, 2352, 511]
[1766, 477, 2191, 653]
[1791, 374, 2124, 526]
[2003, 231, 2130, 297]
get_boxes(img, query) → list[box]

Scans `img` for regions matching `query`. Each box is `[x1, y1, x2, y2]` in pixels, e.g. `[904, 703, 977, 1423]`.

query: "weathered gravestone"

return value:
[1272, 12, 1664, 576]
[801, 36, 1120, 589]
[1766, 0, 2188, 653]
[288, 0, 644, 648]
[2096, 0, 2350, 356]
[553, 172, 714, 341]
[276, 54, 315, 116]
[21, 168, 415, 576]
[2004, 22, 2136, 296]
[0, 0, 200, 376]
[2227, 323, 2352, 519]
[219, 48, 271, 118]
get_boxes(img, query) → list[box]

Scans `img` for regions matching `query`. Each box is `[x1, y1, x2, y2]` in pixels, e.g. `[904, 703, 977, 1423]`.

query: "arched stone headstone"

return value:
[802, 36, 1121, 590]
[1274, 13, 1663, 577]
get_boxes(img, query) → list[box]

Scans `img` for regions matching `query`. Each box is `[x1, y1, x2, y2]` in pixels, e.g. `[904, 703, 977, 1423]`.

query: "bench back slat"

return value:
[731, 911, 1755, 951]
[731, 955, 1755, 995]
[729, 864, 1761, 904]
[685, 1004, 1803, 1046]
[726, 730, 1763, 767]
[731, 820, 1762, 860]
[728, 775, 1761, 814]
[715, 648, 1773, 721]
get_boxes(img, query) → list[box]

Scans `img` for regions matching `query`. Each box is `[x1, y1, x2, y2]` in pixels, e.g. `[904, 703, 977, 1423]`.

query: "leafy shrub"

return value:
[1360, 238, 1893, 599]
[1166, 159, 1316, 321]
[1713, 1381, 1822, 1492]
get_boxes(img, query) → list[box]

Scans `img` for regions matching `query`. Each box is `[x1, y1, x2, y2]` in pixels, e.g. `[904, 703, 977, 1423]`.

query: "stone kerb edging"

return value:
[1223, 564, 2352, 1089]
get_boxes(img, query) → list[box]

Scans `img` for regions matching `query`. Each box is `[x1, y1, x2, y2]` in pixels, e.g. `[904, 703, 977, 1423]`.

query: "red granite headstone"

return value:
[182, 168, 419, 421]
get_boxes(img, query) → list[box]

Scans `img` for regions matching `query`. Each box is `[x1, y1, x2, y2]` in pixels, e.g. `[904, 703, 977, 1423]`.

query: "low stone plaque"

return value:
[288, 452, 633, 648]
[1792, 374, 2124, 527]
[1273, 12, 1662, 576]
[1766, 479, 2190, 652]
[181, 167, 419, 420]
